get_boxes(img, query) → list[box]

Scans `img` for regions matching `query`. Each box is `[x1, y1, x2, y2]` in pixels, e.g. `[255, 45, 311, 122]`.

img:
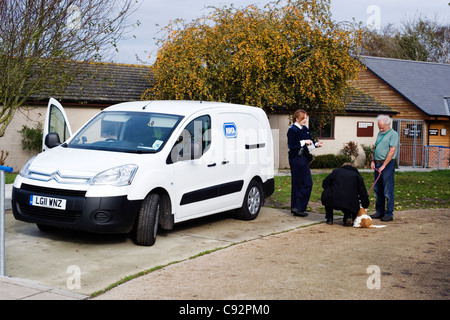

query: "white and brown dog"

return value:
[353, 208, 386, 228]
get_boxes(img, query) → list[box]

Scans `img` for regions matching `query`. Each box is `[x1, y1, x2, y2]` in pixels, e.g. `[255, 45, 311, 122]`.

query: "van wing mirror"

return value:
[44, 133, 61, 149]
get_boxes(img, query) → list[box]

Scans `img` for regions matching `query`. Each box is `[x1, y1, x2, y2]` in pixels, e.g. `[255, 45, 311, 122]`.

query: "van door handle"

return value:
[207, 163, 216, 167]
[221, 160, 229, 165]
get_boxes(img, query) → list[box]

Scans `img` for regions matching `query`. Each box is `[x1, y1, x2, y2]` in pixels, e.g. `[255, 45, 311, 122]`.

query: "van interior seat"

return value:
[123, 118, 156, 147]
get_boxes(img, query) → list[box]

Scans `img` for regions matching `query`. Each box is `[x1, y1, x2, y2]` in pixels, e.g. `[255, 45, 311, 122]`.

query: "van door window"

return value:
[49, 104, 71, 142]
[169, 115, 211, 163]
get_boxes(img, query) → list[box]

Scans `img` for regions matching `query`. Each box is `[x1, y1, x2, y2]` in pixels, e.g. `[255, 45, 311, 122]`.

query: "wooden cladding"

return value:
[352, 68, 430, 120]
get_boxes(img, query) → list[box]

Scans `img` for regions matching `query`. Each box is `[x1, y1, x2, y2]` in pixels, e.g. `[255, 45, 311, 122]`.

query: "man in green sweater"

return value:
[370, 115, 399, 222]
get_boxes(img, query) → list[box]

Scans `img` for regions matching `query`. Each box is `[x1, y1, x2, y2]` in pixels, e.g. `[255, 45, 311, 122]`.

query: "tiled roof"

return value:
[31, 61, 152, 104]
[345, 86, 396, 114]
[26, 58, 401, 116]
[361, 56, 450, 117]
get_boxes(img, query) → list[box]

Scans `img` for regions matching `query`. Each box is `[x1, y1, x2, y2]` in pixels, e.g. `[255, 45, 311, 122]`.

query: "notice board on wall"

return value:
[357, 122, 374, 137]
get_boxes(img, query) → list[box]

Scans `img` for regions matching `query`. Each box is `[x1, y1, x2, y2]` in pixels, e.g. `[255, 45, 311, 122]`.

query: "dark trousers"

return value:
[325, 206, 357, 222]
[289, 155, 312, 212]
[374, 160, 396, 217]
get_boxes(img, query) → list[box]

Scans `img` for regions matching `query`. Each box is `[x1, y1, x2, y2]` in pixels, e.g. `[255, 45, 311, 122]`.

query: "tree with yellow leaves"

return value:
[144, 0, 363, 118]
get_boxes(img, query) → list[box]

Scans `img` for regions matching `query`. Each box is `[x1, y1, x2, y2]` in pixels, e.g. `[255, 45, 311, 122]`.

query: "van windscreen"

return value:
[68, 111, 183, 153]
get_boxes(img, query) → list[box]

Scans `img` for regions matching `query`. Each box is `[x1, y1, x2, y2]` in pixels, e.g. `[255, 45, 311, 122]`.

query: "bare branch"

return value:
[0, 0, 140, 137]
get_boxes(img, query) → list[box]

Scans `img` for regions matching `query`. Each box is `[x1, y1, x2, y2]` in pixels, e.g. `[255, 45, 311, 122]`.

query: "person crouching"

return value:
[321, 163, 370, 225]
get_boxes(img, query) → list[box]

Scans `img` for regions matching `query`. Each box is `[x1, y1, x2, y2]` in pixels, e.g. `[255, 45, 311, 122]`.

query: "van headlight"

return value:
[91, 164, 138, 186]
[19, 155, 37, 178]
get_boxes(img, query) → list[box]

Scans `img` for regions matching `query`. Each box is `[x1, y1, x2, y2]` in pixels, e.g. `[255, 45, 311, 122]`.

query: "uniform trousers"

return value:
[289, 155, 312, 212]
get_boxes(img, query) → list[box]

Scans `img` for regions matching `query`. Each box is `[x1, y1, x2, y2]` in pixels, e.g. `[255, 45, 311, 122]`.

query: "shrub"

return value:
[0, 150, 9, 166]
[361, 144, 375, 168]
[19, 124, 43, 153]
[310, 154, 351, 169]
[340, 141, 359, 162]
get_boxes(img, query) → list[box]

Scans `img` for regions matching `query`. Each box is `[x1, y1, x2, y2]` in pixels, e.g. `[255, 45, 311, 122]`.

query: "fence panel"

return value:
[393, 119, 425, 167]
[426, 146, 450, 169]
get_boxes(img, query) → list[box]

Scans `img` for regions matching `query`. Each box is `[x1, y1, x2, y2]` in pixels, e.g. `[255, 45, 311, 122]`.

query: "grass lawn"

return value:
[4, 170, 450, 213]
[4, 173, 17, 184]
[269, 169, 450, 213]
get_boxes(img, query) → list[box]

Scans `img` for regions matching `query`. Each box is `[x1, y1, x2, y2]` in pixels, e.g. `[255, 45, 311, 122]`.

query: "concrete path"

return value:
[1, 206, 327, 299]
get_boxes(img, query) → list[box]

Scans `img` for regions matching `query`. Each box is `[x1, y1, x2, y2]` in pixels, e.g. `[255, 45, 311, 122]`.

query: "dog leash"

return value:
[368, 169, 382, 195]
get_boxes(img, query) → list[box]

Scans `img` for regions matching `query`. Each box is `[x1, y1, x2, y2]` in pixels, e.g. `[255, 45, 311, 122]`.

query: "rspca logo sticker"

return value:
[223, 122, 237, 138]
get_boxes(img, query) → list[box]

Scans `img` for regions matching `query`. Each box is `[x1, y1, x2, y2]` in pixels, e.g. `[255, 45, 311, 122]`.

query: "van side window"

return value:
[168, 115, 211, 163]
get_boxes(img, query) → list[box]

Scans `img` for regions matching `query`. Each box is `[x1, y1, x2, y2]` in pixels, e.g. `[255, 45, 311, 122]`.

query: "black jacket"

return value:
[321, 165, 370, 213]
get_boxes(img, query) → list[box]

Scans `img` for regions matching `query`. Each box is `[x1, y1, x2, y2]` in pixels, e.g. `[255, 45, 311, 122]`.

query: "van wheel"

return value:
[135, 193, 160, 246]
[236, 180, 263, 221]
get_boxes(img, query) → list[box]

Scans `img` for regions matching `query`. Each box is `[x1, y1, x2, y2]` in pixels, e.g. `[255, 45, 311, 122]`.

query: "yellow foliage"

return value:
[143, 0, 363, 115]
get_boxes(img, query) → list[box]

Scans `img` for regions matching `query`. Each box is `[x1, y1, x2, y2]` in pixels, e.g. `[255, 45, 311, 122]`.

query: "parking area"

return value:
[2, 206, 325, 296]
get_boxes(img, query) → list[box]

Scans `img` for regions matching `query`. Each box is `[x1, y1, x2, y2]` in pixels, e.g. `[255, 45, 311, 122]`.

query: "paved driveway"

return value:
[3, 207, 325, 295]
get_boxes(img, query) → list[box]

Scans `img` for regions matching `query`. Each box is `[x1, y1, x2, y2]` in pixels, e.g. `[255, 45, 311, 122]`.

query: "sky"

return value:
[110, 0, 449, 65]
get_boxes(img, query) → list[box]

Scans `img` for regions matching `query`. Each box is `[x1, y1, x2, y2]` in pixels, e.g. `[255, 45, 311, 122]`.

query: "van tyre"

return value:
[135, 193, 160, 246]
[236, 180, 263, 221]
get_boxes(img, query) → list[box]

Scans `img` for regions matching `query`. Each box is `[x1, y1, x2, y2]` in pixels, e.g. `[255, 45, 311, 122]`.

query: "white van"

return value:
[12, 99, 275, 246]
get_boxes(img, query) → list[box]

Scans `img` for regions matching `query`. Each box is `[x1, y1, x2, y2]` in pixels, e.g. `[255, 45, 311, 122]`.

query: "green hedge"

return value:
[310, 154, 351, 169]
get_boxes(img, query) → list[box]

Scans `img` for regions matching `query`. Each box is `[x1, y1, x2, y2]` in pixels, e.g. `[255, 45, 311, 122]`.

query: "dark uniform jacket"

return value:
[287, 124, 314, 161]
[321, 165, 370, 214]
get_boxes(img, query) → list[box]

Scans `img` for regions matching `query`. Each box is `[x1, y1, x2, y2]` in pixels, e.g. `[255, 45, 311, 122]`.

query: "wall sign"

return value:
[428, 129, 439, 136]
[357, 122, 374, 137]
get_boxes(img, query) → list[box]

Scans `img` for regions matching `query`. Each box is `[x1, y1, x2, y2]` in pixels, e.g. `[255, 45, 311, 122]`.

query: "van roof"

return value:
[104, 100, 261, 116]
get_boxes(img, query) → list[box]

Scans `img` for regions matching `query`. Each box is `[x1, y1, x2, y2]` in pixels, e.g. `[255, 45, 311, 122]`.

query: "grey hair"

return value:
[376, 114, 391, 125]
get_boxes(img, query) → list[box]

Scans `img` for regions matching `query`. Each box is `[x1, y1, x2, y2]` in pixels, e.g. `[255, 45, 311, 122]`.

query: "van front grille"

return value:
[18, 204, 81, 223]
[21, 184, 86, 197]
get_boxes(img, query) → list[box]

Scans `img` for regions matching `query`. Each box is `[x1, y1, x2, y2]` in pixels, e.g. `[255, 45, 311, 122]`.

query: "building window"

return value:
[309, 116, 334, 139]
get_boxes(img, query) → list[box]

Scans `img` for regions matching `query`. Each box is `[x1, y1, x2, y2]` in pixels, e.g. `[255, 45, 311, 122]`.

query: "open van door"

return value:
[42, 98, 72, 151]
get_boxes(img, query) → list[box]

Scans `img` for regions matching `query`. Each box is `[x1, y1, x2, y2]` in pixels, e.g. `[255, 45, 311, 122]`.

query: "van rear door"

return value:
[43, 98, 72, 151]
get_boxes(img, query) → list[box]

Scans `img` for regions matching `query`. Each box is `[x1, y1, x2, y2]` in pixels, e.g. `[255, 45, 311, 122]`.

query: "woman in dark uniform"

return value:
[287, 109, 322, 217]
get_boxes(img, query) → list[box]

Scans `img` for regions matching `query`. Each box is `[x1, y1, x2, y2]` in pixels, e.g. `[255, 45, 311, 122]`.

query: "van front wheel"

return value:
[135, 193, 160, 246]
[236, 180, 263, 221]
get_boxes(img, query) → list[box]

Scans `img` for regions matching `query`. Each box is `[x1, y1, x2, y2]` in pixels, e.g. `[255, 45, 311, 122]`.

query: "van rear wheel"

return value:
[236, 180, 263, 221]
[135, 193, 160, 246]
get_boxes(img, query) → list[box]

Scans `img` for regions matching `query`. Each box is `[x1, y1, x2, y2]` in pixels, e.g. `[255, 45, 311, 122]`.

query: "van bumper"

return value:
[11, 185, 142, 234]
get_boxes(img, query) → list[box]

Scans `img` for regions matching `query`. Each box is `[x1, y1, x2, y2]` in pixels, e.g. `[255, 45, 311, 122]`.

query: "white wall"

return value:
[310, 116, 380, 166]
[267, 114, 291, 169]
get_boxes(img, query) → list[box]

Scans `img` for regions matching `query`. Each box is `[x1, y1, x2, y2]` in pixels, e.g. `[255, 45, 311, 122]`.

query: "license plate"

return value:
[30, 195, 67, 210]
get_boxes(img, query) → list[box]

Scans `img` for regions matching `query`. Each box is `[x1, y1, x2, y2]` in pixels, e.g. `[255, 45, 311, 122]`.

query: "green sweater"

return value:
[374, 129, 399, 161]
